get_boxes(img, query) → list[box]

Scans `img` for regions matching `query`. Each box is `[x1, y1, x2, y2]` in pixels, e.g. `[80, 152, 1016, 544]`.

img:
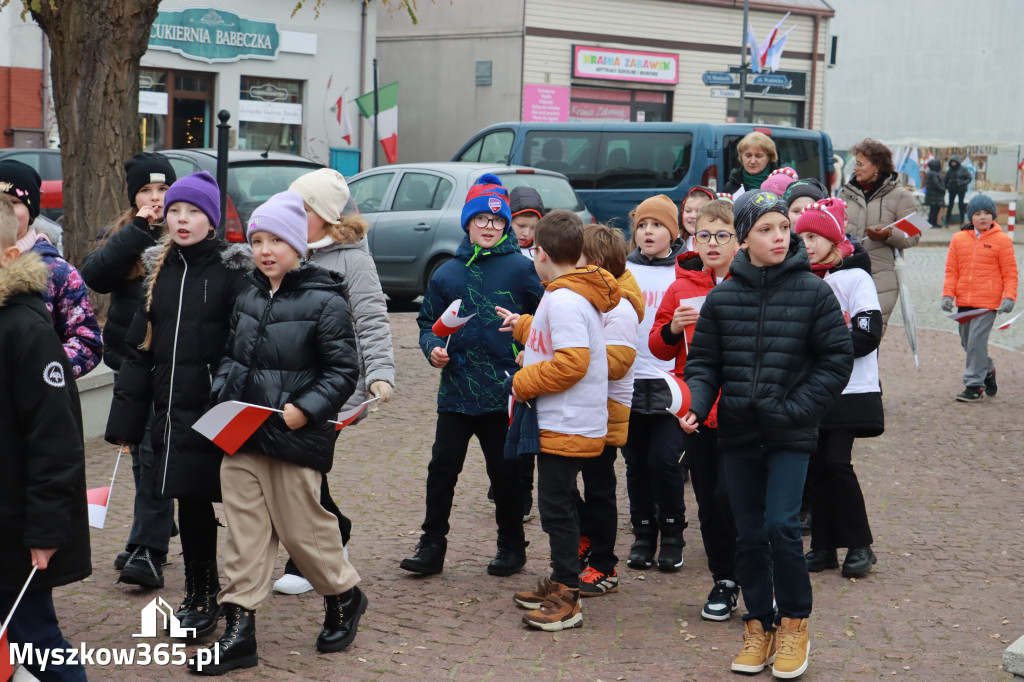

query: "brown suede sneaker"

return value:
[731, 619, 777, 673]
[771, 617, 810, 679]
[521, 582, 582, 631]
[513, 577, 558, 610]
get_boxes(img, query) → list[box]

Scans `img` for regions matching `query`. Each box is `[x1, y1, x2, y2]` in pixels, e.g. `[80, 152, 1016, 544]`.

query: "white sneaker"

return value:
[273, 573, 314, 595]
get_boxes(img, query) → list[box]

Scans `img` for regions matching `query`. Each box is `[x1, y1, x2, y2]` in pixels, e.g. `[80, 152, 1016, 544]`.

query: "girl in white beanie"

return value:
[270, 168, 396, 595]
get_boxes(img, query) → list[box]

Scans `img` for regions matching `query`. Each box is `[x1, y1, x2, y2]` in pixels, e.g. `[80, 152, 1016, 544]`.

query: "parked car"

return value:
[158, 149, 355, 241]
[452, 122, 835, 228]
[347, 162, 592, 301]
[0, 148, 63, 221]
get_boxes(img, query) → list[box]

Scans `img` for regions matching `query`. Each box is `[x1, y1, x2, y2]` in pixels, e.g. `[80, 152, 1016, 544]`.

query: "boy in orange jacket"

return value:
[495, 210, 619, 631]
[941, 194, 1018, 402]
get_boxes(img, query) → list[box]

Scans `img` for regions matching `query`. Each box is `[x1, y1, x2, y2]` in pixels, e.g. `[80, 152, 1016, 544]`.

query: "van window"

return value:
[456, 129, 513, 163]
[524, 130, 692, 191]
[724, 135, 822, 183]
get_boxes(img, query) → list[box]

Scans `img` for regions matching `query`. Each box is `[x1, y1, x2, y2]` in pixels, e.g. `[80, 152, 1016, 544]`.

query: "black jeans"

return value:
[684, 428, 737, 582]
[947, 188, 967, 223]
[537, 452, 584, 588]
[0, 589, 86, 681]
[928, 202, 942, 227]
[284, 475, 354, 576]
[421, 411, 524, 548]
[177, 497, 218, 566]
[576, 445, 618, 573]
[621, 412, 687, 523]
[723, 444, 812, 630]
[126, 409, 175, 554]
[808, 429, 873, 550]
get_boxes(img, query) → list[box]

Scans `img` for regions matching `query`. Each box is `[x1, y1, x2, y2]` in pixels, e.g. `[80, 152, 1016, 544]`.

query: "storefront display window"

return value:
[238, 76, 303, 154]
[138, 68, 213, 150]
[727, 98, 804, 128]
[569, 86, 671, 122]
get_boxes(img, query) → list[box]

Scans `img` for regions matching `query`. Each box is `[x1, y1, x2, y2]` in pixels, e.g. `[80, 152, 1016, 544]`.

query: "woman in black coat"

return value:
[81, 151, 177, 584]
[105, 170, 252, 639]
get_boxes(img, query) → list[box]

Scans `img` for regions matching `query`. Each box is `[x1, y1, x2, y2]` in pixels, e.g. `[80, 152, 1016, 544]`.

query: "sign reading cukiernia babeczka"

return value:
[149, 8, 279, 63]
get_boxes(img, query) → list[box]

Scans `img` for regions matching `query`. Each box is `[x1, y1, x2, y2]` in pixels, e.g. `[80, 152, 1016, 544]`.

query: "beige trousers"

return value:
[219, 451, 359, 610]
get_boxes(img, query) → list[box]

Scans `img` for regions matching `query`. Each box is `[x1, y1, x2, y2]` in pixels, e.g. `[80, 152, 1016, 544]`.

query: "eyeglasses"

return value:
[695, 230, 735, 245]
[472, 214, 507, 230]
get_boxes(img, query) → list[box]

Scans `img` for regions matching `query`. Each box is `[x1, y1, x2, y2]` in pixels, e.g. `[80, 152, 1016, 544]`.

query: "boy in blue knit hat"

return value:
[401, 174, 544, 577]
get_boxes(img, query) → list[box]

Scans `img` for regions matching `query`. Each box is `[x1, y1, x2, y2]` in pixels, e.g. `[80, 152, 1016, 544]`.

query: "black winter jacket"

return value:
[0, 253, 91, 591]
[80, 217, 160, 371]
[105, 238, 252, 502]
[924, 159, 945, 206]
[213, 263, 359, 473]
[945, 157, 972, 192]
[684, 239, 854, 454]
[723, 161, 780, 194]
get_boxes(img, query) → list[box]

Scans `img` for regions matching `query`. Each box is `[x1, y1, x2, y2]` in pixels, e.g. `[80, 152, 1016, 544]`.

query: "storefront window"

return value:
[139, 69, 169, 151]
[727, 98, 804, 127]
[137, 69, 213, 150]
[569, 86, 671, 123]
[238, 76, 303, 154]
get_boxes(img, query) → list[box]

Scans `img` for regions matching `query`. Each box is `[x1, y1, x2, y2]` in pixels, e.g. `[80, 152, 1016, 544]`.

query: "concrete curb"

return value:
[77, 363, 114, 440]
[1004, 634, 1024, 680]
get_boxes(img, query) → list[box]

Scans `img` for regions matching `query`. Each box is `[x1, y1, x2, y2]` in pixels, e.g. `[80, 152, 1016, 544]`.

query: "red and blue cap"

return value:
[461, 173, 512, 231]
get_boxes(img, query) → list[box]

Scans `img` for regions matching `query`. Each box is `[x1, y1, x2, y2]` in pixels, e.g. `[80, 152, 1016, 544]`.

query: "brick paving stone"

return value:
[42, 309, 1021, 681]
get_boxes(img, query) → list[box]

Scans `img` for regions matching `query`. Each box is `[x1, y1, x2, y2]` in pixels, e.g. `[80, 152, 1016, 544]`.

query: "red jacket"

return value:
[649, 252, 722, 427]
[942, 223, 1018, 310]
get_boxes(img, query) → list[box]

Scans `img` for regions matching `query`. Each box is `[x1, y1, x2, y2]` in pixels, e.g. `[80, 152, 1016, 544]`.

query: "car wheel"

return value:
[387, 293, 416, 304]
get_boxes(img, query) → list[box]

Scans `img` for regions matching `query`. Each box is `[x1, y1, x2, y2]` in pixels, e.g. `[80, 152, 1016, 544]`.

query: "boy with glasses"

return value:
[403, 174, 544, 577]
[649, 199, 741, 623]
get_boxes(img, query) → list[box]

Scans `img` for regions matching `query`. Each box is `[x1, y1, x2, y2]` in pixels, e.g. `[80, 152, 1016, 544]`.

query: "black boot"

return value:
[316, 587, 369, 653]
[399, 539, 446, 574]
[118, 547, 165, 589]
[626, 519, 658, 569]
[657, 517, 686, 572]
[487, 541, 528, 576]
[175, 560, 223, 639]
[188, 603, 257, 675]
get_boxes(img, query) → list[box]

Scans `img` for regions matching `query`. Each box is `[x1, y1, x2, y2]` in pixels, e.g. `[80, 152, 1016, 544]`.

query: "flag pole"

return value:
[0, 566, 38, 640]
[372, 58, 380, 168]
[738, 0, 750, 123]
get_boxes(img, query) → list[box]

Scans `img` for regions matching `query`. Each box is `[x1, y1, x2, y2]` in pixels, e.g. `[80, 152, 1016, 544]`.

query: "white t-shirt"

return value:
[519, 246, 535, 261]
[625, 260, 677, 379]
[523, 287, 607, 438]
[824, 268, 881, 394]
[604, 296, 640, 407]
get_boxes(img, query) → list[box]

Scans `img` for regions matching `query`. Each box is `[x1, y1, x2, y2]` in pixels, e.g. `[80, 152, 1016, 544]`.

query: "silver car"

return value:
[347, 162, 592, 301]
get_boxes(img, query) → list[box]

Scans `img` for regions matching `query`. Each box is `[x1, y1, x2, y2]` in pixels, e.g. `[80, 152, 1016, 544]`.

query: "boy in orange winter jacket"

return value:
[574, 224, 644, 597]
[650, 199, 741, 622]
[941, 194, 1018, 401]
[495, 210, 620, 632]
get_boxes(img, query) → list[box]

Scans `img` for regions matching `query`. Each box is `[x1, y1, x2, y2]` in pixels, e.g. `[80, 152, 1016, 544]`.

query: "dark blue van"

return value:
[452, 122, 835, 229]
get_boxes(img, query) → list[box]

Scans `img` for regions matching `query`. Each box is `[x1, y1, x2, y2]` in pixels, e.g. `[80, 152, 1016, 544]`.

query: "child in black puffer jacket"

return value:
[681, 190, 853, 679]
[193, 190, 364, 675]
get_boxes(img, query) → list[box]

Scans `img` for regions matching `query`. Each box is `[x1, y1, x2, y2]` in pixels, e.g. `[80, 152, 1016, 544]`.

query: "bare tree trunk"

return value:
[32, 0, 160, 266]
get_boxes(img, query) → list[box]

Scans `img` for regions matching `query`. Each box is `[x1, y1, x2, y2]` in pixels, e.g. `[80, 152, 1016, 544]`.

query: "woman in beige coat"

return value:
[838, 138, 919, 333]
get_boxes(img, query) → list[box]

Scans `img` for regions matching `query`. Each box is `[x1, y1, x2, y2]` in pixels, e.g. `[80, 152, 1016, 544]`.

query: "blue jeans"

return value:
[723, 445, 812, 630]
[0, 588, 87, 681]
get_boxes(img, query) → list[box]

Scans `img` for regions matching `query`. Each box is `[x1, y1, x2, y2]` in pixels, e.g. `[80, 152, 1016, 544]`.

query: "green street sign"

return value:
[149, 8, 279, 63]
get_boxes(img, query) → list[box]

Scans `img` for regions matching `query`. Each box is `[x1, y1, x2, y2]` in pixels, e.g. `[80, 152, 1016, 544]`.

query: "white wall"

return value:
[823, 0, 1024, 148]
[0, 9, 44, 69]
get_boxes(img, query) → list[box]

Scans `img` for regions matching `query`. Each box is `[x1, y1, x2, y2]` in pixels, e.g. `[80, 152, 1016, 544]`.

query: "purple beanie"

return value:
[247, 190, 308, 257]
[164, 171, 221, 228]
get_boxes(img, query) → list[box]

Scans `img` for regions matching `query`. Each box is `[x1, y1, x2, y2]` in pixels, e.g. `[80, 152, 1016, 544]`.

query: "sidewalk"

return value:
[49, 314, 1022, 680]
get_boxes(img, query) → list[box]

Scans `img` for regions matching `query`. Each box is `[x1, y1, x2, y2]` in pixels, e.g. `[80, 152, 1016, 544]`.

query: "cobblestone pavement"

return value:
[49, 300, 1023, 680]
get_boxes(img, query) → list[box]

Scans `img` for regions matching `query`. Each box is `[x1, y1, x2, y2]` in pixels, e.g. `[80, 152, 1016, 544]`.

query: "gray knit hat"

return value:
[966, 194, 997, 222]
[733, 190, 789, 244]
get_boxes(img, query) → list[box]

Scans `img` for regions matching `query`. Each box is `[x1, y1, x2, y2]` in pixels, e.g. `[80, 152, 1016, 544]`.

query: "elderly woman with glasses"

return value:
[837, 138, 919, 335]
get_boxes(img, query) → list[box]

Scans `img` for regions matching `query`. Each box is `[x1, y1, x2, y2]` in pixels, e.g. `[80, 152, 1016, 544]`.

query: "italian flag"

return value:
[356, 82, 399, 164]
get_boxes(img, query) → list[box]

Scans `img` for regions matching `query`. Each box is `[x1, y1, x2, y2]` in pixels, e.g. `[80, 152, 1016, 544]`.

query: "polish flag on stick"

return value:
[87, 446, 125, 529]
[948, 308, 991, 324]
[658, 370, 692, 419]
[998, 311, 1023, 330]
[192, 401, 278, 455]
[432, 299, 475, 348]
[888, 212, 932, 237]
[333, 397, 380, 431]
[0, 565, 38, 680]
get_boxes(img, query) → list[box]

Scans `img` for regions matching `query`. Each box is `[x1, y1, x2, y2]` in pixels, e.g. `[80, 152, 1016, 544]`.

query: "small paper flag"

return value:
[192, 401, 276, 455]
[889, 212, 931, 237]
[431, 299, 475, 337]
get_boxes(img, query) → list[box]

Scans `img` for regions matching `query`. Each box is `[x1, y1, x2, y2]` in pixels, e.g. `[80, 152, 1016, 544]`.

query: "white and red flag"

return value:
[336, 93, 354, 146]
[87, 446, 125, 529]
[889, 212, 932, 237]
[948, 308, 991, 325]
[658, 369, 692, 418]
[998, 311, 1022, 330]
[0, 565, 37, 680]
[432, 299, 475, 337]
[333, 397, 380, 431]
[192, 401, 276, 455]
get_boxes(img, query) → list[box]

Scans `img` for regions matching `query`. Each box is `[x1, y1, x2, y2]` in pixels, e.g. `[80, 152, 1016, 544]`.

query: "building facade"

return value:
[1, 1, 376, 171]
[377, 0, 833, 164]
